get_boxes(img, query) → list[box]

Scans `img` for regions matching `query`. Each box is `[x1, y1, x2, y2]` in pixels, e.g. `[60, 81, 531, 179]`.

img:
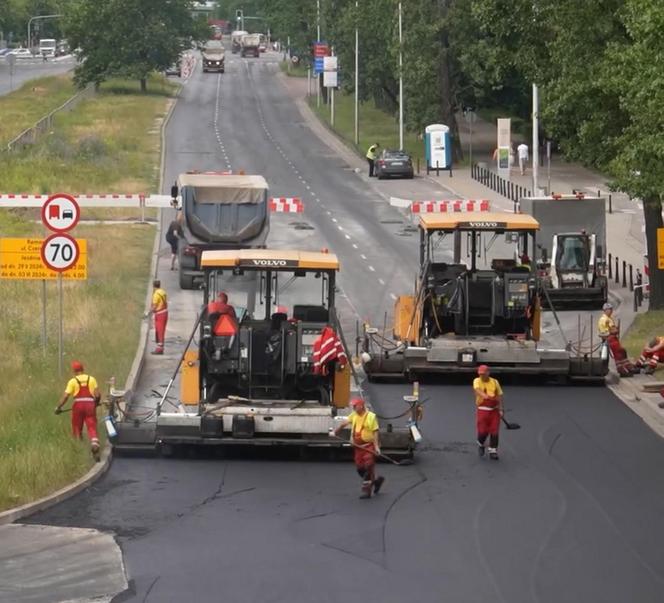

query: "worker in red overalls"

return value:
[150, 279, 168, 354]
[333, 397, 385, 499]
[473, 365, 503, 460]
[55, 361, 102, 461]
[207, 291, 238, 335]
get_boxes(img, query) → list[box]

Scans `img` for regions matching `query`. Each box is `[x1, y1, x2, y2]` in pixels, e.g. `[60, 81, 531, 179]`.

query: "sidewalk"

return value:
[280, 70, 664, 437]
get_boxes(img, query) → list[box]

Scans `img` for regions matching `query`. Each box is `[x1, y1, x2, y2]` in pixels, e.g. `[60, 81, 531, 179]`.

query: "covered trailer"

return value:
[174, 173, 270, 289]
[519, 194, 608, 309]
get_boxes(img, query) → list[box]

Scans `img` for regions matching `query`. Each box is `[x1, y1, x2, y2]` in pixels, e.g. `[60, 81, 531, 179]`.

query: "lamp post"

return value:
[354, 0, 359, 145]
[397, 3, 405, 151]
[27, 14, 61, 53]
[532, 83, 539, 193]
[317, 0, 321, 109]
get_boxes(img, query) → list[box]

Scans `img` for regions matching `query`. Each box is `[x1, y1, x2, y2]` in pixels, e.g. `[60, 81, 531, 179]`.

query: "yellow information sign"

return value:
[658, 228, 664, 270]
[0, 238, 87, 280]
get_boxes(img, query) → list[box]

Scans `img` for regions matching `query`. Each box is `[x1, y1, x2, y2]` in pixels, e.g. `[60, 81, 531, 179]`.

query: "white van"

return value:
[39, 38, 56, 58]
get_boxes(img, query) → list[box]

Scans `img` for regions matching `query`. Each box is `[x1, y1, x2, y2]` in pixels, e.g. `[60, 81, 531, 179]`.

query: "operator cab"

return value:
[199, 249, 345, 405]
[415, 212, 539, 340]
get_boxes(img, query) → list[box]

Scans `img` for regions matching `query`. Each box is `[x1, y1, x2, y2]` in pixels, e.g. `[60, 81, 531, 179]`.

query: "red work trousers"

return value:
[476, 408, 500, 436]
[353, 440, 376, 483]
[72, 401, 98, 441]
[154, 310, 168, 350]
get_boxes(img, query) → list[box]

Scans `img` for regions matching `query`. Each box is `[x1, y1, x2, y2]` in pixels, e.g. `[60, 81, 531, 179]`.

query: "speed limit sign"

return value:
[40, 233, 81, 272]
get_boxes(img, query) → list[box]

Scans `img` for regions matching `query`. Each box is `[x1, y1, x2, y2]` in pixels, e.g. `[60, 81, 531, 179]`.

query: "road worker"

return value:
[334, 397, 385, 498]
[598, 303, 636, 377]
[366, 142, 380, 178]
[473, 365, 503, 460]
[55, 361, 101, 462]
[207, 291, 238, 335]
[165, 219, 184, 270]
[635, 336, 664, 375]
[150, 279, 168, 354]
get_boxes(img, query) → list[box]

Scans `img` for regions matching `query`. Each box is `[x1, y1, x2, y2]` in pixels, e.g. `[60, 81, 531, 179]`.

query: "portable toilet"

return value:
[425, 124, 452, 174]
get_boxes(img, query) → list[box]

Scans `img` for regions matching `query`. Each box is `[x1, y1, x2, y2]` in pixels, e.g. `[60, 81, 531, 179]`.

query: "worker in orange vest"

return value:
[150, 279, 168, 354]
[333, 397, 385, 498]
[207, 291, 238, 335]
[55, 360, 102, 461]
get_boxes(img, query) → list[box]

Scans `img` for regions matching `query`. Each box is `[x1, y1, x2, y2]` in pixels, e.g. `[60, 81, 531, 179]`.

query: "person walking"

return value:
[333, 397, 385, 498]
[473, 365, 503, 460]
[517, 142, 529, 175]
[55, 361, 101, 461]
[366, 142, 380, 177]
[150, 279, 168, 355]
[165, 219, 184, 271]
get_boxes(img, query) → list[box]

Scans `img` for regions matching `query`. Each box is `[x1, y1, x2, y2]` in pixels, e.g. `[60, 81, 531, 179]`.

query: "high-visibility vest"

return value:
[366, 145, 378, 160]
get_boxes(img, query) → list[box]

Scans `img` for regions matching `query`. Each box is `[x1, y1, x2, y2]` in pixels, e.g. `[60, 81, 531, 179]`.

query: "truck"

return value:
[361, 212, 608, 382]
[231, 30, 248, 54]
[38, 38, 56, 58]
[173, 173, 270, 290]
[240, 33, 261, 58]
[201, 39, 225, 73]
[519, 194, 608, 309]
[111, 249, 418, 458]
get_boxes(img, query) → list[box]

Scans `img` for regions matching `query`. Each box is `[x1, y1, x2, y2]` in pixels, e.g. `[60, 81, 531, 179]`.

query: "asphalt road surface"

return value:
[27, 53, 664, 603]
[0, 55, 75, 97]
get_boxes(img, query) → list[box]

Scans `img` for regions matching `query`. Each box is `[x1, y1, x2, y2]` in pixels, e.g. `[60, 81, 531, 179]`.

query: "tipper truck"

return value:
[201, 40, 225, 73]
[173, 173, 270, 290]
[519, 194, 608, 309]
[240, 33, 261, 58]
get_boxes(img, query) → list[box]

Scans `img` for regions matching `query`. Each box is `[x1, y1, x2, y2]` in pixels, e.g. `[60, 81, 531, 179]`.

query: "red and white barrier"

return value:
[410, 199, 490, 213]
[0, 193, 173, 208]
[269, 197, 304, 213]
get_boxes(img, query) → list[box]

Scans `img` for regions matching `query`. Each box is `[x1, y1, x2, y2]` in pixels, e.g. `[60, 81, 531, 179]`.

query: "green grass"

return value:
[279, 60, 309, 78]
[0, 75, 77, 146]
[0, 74, 174, 511]
[622, 309, 664, 377]
[309, 92, 426, 166]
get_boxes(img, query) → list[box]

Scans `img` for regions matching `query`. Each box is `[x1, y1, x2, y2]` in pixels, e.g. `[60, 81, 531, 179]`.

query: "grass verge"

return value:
[279, 60, 309, 78]
[622, 309, 664, 377]
[0, 74, 174, 511]
[309, 92, 425, 165]
[0, 74, 77, 146]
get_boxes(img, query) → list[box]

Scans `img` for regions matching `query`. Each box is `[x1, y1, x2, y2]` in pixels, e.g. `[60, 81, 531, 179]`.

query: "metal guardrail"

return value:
[471, 163, 532, 209]
[5, 84, 96, 153]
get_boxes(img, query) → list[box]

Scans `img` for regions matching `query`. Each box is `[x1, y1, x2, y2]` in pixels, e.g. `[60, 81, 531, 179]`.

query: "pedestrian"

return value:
[517, 142, 529, 175]
[165, 219, 184, 271]
[366, 142, 380, 177]
[597, 302, 637, 377]
[55, 361, 101, 462]
[150, 279, 168, 355]
[333, 397, 385, 499]
[634, 336, 664, 375]
[473, 365, 503, 460]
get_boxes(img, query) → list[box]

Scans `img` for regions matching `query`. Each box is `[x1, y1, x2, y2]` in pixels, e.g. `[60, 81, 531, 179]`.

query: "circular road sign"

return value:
[291, 55, 300, 64]
[40, 233, 80, 272]
[41, 193, 81, 233]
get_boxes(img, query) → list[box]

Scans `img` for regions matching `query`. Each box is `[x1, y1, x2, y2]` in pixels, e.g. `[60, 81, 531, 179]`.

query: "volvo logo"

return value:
[251, 259, 288, 266]
[461, 221, 506, 229]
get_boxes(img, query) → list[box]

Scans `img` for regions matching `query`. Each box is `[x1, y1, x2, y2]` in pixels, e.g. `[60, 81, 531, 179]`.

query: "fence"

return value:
[471, 163, 532, 208]
[5, 84, 96, 153]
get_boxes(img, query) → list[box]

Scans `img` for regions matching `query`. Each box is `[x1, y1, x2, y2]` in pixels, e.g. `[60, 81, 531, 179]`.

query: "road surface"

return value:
[0, 54, 75, 97]
[26, 52, 664, 603]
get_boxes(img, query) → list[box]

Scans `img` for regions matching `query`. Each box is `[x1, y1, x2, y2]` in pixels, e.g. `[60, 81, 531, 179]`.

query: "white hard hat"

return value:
[602, 302, 613, 310]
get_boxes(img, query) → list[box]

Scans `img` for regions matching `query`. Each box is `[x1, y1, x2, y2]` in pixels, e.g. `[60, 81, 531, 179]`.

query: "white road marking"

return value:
[352, 243, 358, 249]
[390, 293, 397, 300]
[378, 278, 385, 285]
[361, 254, 367, 260]
[345, 234, 351, 239]
[368, 265, 375, 272]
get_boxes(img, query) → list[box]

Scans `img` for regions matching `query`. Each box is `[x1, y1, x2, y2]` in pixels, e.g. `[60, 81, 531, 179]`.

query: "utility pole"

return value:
[317, 0, 321, 109]
[398, 2, 404, 150]
[354, 0, 359, 145]
[532, 83, 540, 193]
[27, 14, 61, 52]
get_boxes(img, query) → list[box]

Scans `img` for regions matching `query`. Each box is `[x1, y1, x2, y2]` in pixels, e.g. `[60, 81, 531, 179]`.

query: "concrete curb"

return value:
[0, 83, 182, 525]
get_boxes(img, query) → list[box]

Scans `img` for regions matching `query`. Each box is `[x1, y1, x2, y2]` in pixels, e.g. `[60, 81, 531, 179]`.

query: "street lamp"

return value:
[27, 14, 61, 52]
[354, 0, 359, 145]
[398, 2, 403, 151]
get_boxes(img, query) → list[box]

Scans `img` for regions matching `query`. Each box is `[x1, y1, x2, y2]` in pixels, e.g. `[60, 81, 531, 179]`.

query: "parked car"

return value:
[0, 48, 12, 57]
[9, 48, 34, 59]
[164, 58, 182, 77]
[375, 149, 414, 179]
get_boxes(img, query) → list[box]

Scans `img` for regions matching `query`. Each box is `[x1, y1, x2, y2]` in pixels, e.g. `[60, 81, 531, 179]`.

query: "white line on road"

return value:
[378, 278, 385, 285]
[368, 265, 375, 272]
[390, 293, 397, 300]
[361, 254, 367, 260]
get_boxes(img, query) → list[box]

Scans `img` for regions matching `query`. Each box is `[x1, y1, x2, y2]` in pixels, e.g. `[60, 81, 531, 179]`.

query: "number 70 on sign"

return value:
[40, 233, 81, 272]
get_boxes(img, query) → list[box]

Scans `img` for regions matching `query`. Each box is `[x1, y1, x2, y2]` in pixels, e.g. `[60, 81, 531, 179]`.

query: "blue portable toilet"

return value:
[425, 124, 452, 174]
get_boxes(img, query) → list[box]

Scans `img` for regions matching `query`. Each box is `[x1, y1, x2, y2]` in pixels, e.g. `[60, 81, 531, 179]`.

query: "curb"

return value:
[0, 82, 182, 525]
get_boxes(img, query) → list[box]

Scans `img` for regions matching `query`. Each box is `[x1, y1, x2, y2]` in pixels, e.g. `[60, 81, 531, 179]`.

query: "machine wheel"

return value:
[179, 270, 195, 290]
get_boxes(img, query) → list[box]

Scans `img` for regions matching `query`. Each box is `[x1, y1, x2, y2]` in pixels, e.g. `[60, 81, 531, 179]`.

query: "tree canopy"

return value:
[64, 0, 207, 91]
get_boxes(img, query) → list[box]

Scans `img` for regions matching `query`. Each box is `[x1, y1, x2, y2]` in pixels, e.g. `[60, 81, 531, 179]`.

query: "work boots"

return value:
[373, 476, 385, 494]
[488, 447, 499, 461]
[91, 439, 101, 463]
[359, 481, 373, 499]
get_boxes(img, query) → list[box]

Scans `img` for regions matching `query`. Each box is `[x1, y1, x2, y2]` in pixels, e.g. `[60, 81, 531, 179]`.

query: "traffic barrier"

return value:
[268, 197, 304, 213]
[0, 193, 173, 208]
[410, 199, 490, 213]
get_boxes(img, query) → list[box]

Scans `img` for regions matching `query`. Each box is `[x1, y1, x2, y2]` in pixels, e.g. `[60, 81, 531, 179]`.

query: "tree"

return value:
[65, 0, 207, 91]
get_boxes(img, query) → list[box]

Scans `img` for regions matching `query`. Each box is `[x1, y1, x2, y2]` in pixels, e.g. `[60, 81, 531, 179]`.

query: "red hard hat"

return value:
[71, 360, 84, 372]
[350, 397, 365, 407]
[477, 364, 490, 375]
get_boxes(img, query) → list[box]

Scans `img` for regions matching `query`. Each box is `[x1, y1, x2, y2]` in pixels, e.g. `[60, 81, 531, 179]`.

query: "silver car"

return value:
[375, 149, 414, 179]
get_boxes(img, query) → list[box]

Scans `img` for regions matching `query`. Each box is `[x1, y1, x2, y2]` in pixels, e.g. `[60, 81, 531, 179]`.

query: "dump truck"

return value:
[361, 212, 608, 382]
[173, 173, 270, 290]
[201, 39, 225, 73]
[519, 194, 608, 309]
[240, 33, 261, 58]
[231, 30, 248, 54]
[111, 249, 419, 457]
